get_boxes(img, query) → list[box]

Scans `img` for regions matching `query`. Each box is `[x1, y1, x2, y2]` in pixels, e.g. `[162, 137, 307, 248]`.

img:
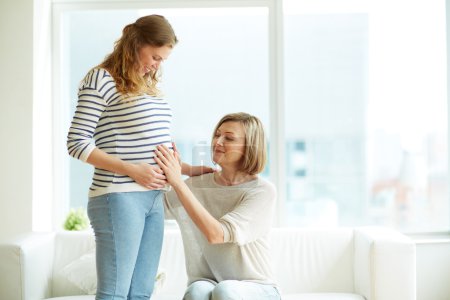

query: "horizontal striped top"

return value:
[67, 68, 172, 197]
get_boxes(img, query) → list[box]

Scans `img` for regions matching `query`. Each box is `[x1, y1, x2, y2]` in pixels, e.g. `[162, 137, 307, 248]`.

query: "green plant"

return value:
[63, 208, 89, 231]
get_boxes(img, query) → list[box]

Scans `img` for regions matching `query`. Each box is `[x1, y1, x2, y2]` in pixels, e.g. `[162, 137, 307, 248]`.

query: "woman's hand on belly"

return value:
[126, 163, 167, 189]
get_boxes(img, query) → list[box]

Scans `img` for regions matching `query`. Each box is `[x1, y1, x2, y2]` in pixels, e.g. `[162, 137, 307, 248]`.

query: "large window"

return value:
[284, 0, 448, 232]
[52, 0, 448, 233]
[65, 7, 270, 208]
[53, 3, 271, 227]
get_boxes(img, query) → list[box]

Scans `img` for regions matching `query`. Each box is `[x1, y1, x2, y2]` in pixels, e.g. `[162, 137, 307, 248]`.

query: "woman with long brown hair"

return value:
[67, 15, 208, 299]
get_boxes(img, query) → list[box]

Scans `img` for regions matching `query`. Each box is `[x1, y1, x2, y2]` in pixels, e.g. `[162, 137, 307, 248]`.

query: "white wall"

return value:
[0, 0, 33, 240]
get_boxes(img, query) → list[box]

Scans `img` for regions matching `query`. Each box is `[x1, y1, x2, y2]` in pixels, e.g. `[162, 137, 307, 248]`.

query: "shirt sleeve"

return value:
[66, 68, 107, 162]
[219, 181, 277, 246]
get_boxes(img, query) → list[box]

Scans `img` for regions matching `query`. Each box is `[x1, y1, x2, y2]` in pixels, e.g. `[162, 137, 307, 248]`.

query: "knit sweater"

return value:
[67, 68, 172, 197]
[164, 173, 278, 287]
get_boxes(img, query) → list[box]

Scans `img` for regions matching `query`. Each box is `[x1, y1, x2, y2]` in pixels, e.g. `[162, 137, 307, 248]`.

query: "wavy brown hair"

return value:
[98, 15, 178, 96]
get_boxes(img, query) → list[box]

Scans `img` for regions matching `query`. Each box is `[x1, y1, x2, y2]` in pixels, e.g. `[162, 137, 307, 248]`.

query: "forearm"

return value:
[86, 148, 132, 175]
[181, 162, 215, 177]
[172, 180, 224, 244]
[181, 162, 191, 176]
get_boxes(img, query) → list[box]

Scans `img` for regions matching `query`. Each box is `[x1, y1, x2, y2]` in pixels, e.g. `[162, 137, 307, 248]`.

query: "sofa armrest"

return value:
[0, 232, 56, 300]
[354, 227, 416, 300]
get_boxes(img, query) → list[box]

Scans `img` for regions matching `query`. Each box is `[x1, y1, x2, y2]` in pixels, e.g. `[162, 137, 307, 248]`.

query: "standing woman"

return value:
[155, 112, 281, 300]
[67, 15, 193, 300]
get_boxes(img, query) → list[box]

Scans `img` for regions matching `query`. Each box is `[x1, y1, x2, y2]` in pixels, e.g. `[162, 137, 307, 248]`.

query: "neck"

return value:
[214, 168, 256, 186]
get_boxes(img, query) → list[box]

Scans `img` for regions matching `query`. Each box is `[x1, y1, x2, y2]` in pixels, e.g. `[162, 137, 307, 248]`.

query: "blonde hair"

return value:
[212, 112, 267, 175]
[98, 15, 178, 96]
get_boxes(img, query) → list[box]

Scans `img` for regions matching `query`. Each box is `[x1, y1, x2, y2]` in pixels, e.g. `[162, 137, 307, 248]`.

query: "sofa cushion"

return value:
[52, 231, 96, 297]
[46, 293, 364, 300]
[59, 249, 166, 295]
[46, 297, 94, 300]
[60, 249, 96, 294]
[282, 293, 365, 300]
[46, 295, 179, 300]
[270, 228, 355, 294]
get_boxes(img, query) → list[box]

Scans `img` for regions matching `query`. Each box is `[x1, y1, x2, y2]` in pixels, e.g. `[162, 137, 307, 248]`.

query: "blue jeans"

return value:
[88, 190, 164, 300]
[183, 280, 281, 300]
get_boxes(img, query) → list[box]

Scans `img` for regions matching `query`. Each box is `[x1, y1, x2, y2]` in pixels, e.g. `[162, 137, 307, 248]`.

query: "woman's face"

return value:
[212, 121, 246, 168]
[138, 45, 172, 76]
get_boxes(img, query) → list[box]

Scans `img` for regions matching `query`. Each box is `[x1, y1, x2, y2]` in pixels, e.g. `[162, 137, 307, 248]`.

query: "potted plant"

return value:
[63, 207, 89, 231]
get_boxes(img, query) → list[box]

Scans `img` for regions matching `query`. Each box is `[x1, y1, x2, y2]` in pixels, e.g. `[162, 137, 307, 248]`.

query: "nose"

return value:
[214, 136, 224, 146]
[153, 59, 163, 70]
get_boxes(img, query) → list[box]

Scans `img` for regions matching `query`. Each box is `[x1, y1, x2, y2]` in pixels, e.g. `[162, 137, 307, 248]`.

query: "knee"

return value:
[211, 280, 240, 300]
[183, 281, 214, 300]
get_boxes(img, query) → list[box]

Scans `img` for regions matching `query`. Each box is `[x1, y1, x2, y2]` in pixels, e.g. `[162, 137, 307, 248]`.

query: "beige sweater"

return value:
[164, 173, 278, 287]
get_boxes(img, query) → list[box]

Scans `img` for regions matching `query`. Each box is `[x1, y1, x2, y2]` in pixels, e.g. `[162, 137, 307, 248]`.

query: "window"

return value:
[51, 0, 448, 233]
[284, 0, 448, 232]
[52, 2, 271, 228]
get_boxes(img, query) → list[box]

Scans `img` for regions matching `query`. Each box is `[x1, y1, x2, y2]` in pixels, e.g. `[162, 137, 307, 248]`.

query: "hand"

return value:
[154, 144, 183, 186]
[127, 162, 167, 189]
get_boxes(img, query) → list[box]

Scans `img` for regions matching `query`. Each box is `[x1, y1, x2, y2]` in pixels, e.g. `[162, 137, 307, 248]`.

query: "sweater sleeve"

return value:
[219, 181, 277, 246]
[163, 177, 192, 220]
[66, 68, 107, 162]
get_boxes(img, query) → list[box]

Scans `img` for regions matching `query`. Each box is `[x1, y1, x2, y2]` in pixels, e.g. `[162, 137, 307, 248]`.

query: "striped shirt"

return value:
[67, 68, 172, 197]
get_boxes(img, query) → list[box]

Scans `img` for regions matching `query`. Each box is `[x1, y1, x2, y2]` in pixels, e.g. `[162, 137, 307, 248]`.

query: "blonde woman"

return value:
[155, 112, 281, 300]
[67, 15, 209, 299]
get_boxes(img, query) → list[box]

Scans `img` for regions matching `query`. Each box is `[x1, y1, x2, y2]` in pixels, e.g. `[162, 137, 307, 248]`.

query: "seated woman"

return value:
[155, 112, 280, 300]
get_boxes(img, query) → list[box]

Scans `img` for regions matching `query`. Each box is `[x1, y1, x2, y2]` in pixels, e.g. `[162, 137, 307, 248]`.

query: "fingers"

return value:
[174, 150, 181, 162]
[150, 184, 165, 189]
[147, 182, 166, 189]
[155, 145, 177, 165]
[153, 155, 164, 168]
[137, 176, 166, 189]
[143, 174, 167, 189]
[172, 142, 179, 153]
[151, 168, 166, 179]
[142, 172, 166, 186]
[154, 149, 170, 166]
[157, 144, 171, 156]
[152, 174, 166, 182]
[153, 167, 164, 174]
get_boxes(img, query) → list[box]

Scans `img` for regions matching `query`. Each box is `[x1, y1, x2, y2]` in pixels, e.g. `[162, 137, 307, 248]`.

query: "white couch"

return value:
[0, 227, 416, 300]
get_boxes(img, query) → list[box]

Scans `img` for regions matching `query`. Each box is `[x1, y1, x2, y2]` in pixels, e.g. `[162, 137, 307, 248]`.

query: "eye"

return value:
[225, 137, 234, 141]
[153, 56, 162, 62]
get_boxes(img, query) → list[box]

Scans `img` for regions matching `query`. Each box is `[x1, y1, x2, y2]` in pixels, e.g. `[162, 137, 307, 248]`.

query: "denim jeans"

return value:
[183, 280, 281, 300]
[88, 190, 164, 300]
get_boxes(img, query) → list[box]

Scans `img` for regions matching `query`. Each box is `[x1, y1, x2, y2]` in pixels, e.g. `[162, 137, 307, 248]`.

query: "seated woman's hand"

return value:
[155, 144, 183, 186]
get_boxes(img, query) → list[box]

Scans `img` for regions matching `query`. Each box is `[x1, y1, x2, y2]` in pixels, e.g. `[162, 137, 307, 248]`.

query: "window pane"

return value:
[284, 0, 448, 232]
[63, 8, 270, 210]
[160, 8, 270, 175]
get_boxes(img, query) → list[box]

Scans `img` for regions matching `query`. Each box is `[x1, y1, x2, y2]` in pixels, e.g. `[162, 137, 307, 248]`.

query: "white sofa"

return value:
[0, 227, 416, 300]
